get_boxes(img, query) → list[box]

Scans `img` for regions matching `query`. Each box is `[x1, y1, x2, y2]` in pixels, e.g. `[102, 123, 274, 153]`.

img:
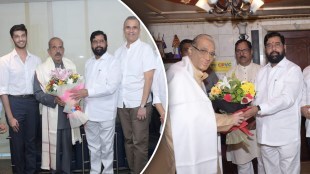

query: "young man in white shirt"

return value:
[242, 32, 303, 174]
[0, 24, 41, 174]
[71, 30, 121, 174]
[0, 101, 7, 134]
[115, 16, 156, 174]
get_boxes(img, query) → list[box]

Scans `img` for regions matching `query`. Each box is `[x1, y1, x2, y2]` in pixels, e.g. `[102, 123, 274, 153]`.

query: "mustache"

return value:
[55, 52, 62, 56]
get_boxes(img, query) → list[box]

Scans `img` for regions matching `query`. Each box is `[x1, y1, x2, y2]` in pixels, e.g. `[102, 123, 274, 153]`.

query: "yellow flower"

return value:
[58, 80, 64, 85]
[210, 86, 221, 96]
[241, 82, 255, 96]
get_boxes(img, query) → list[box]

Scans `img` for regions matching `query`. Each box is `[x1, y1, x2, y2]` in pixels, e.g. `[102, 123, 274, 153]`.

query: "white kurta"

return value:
[225, 62, 261, 164]
[302, 66, 310, 137]
[254, 58, 303, 146]
[167, 56, 218, 174]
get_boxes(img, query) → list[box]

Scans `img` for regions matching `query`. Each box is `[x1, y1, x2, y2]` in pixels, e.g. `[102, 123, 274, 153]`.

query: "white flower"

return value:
[67, 78, 73, 84]
[52, 84, 58, 91]
[219, 76, 231, 89]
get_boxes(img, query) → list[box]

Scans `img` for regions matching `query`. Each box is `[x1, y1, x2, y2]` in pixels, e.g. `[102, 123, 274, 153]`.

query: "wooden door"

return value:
[278, 30, 310, 161]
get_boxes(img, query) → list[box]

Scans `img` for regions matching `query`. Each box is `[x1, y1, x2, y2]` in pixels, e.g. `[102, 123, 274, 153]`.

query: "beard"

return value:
[266, 50, 285, 64]
[92, 46, 107, 57]
[14, 41, 27, 49]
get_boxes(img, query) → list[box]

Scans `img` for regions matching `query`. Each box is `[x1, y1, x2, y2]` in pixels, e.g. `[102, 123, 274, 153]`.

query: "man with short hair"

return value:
[0, 24, 41, 174]
[71, 30, 122, 174]
[242, 32, 303, 174]
[167, 34, 244, 174]
[226, 39, 264, 174]
[34, 37, 77, 174]
[115, 16, 156, 174]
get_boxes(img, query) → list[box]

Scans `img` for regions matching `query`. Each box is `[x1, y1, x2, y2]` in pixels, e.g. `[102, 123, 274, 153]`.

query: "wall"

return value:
[148, 17, 310, 78]
[0, 0, 156, 158]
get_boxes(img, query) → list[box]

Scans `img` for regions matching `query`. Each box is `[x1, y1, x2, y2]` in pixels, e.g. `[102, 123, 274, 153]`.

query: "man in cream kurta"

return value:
[243, 32, 303, 174]
[301, 66, 310, 152]
[71, 31, 121, 174]
[167, 34, 244, 174]
[226, 39, 264, 174]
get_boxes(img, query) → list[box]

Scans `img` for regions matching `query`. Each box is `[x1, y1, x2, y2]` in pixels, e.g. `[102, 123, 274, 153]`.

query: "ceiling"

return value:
[122, 0, 310, 24]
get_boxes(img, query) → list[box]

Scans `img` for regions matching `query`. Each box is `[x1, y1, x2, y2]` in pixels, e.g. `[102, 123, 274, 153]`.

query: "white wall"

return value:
[0, 0, 156, 158]
[149, 17, 310, 78]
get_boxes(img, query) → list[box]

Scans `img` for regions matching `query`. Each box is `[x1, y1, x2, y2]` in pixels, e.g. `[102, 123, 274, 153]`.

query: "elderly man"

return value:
[115, 16, 156, 174]
[70, 30, 122, 174]
[0, 24, 41, 174]
[34, 37, 77, 174]
[167, 34, 244, 174]
[242, 32, 303, 174]
[226, 39, 264, 174]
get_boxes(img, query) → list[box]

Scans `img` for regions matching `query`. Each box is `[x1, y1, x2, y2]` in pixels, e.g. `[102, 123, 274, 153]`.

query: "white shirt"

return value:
[115, 39, 156, 108]
[0, 49, 41, 95]
[226, 62, 261, 83]
[302, 66, 310, 137]
[254, 58, 303, 146]
[84, 52, 121, 122]
[151, 54, 167, 110]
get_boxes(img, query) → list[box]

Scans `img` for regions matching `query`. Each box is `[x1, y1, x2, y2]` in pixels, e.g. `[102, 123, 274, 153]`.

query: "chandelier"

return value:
[166, 0, 265, 18]
[195, 0, 264, 18]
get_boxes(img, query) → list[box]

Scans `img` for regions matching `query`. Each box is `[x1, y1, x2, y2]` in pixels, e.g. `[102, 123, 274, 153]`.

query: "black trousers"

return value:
[7, 95, 40, 174]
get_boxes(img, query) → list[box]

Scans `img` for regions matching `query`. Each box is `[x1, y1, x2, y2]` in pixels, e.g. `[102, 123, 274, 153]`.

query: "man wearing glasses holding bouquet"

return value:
[242, 32, 303, 174]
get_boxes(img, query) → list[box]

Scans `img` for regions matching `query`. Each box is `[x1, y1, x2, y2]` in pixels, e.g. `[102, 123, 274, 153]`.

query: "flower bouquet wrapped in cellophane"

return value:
[45, 68, 88, 128]
[209, 76, 255, 145]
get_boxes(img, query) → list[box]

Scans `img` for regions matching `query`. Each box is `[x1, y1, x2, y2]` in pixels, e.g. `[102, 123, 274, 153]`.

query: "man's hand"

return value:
[301, 105, 310, 118]
[55, 96, 65, 107]
[137, 107, 147, 120]
[241, 106, 259, 119]
[231, 112, 245, 126]
[0, 123, 7, 134]
[9, 117, 19, 132]
[70, 89, 88, 101]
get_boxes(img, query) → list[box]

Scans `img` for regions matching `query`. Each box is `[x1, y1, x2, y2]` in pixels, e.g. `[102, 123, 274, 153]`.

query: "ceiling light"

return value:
[195, 0, 264, 18]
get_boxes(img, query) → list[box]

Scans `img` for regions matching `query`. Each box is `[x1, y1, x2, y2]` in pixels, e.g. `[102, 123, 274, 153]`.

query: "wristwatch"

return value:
[257, 105, 261, 115]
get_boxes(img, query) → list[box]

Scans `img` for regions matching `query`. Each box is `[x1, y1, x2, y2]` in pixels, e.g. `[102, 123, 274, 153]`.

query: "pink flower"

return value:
[224, 94, 232, 102]
[51, 68, 72, 81]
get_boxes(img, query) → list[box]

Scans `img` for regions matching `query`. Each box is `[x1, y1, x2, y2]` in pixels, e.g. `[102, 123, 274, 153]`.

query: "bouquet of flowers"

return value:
[46, 68, 88, 128]
[209, 76, 256, 145]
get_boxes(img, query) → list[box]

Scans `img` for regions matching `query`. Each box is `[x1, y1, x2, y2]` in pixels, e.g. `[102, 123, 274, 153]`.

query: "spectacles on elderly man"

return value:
[192, 44, 216, 58]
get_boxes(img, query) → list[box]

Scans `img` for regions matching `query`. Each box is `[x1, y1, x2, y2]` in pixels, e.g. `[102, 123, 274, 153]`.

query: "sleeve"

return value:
[87, 58, 122, 98]
[142, 45, 157, 72]
[33, 73, 57, 108]
[259, 66, 303, 115]
[302, 67, 310, 106]
[0, 59, 9, 95]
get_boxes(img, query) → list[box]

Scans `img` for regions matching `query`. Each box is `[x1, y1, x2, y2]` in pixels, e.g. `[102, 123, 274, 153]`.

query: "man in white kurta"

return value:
[226, 39, 264, 174]
[167, 34, 244, 174]
[301, 66, 310, 156]
[243, 32, 303, 174]
[71, 31, 121, 174]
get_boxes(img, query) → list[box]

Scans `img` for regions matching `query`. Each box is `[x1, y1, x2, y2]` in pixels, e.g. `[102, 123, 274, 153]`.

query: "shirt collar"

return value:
[12, 49, 31, 59]
[266, 57, 287, 68]
[125, 39, 141, 49]
[92, 52, 109, 61]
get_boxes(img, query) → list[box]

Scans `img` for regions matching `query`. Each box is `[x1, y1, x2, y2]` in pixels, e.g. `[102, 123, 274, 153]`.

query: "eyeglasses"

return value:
[192, 44, 216, 58]
[266, 42, 283, 49]
[236, 48, 250, 55]
[92, 40, 105, 45]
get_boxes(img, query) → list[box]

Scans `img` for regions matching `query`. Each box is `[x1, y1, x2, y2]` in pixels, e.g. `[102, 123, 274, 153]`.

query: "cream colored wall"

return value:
[149, 17, 310, 78]
[0, 0, 156, 158]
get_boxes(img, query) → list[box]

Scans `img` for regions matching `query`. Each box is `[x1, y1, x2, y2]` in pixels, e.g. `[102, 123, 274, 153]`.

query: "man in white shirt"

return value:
[0, 24, 41, 174]
[301, 66, 310, 157]
[71, 30, 121, 174]
[242, 32, 303, 174]
[226, 39, 264, 174]
[115, 16, 156, 174]
[167, 34, 244, 174]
